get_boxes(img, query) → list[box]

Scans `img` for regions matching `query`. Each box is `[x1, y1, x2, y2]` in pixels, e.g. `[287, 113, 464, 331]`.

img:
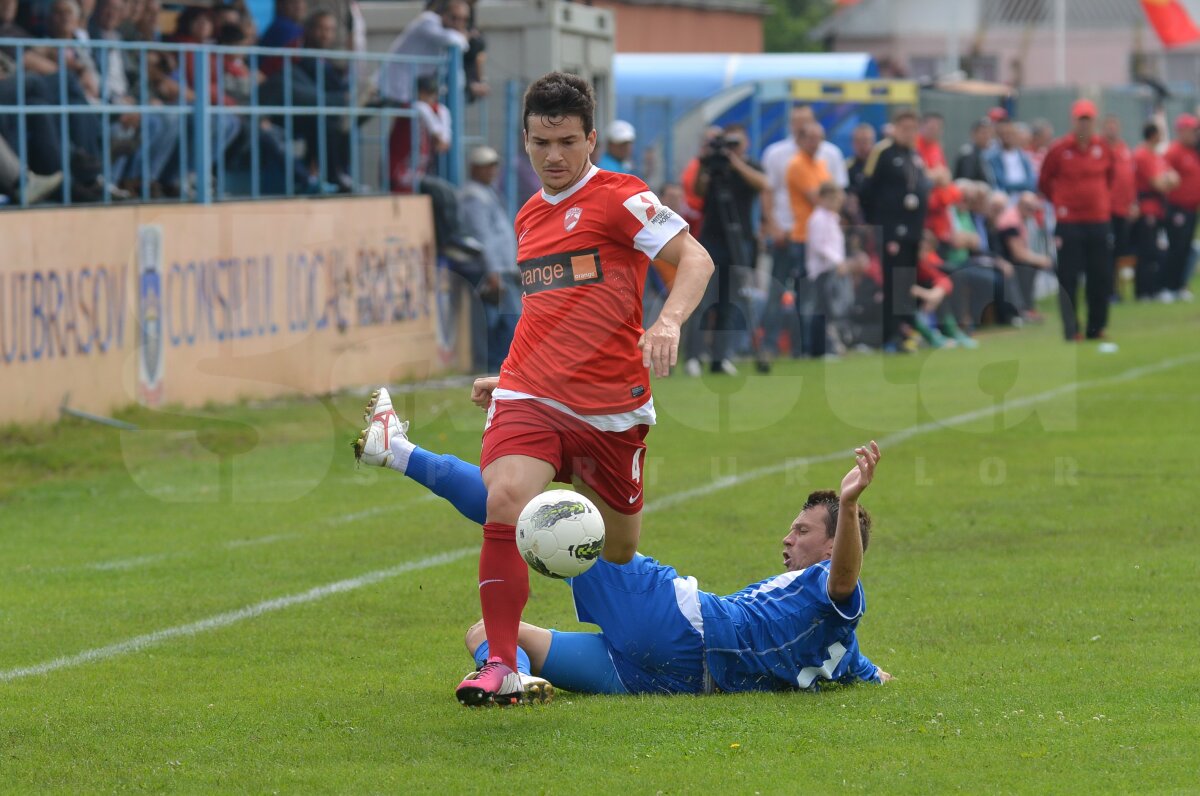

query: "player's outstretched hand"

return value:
[471, 376, 499, 409]
[839, 440, 880, 503]
[876, 668, 893, 683]
[638, 317, 681, 378]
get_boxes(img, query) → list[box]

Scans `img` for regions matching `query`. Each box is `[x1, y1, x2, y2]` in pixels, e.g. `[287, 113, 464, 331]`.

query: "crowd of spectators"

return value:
[620, 98, 1198, 371]
[0, 0, 489, 205]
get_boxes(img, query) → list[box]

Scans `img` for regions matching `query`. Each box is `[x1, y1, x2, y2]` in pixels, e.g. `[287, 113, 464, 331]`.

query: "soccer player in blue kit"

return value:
[356, 386, 890, 696]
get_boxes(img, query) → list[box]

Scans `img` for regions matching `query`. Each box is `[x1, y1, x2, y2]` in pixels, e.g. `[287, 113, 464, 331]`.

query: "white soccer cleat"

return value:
[352, 388, 409, 467]
[519, 673, 555, 704]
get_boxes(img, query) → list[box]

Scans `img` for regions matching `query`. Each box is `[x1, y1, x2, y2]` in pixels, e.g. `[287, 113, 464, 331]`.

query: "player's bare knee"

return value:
[484, 480, 529, 523]
[464, 619, 486, 653]
[601, 538, 637, 564]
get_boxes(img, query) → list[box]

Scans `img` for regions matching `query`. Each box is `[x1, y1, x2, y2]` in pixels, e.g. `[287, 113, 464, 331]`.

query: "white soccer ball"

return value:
[515, 490, 606, 579]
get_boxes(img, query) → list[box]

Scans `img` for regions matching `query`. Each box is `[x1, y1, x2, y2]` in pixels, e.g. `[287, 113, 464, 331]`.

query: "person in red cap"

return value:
[1036, 98, 1116, 341]
[1160, 113, 1200, 302]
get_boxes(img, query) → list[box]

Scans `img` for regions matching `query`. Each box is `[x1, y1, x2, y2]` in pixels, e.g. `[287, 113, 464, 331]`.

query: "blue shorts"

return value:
[546, 555, 706, 695]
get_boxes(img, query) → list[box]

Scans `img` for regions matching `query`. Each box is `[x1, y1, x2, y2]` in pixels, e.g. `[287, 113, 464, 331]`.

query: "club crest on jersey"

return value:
[564, 206, 583, 231]
[622, 191, 675, 227]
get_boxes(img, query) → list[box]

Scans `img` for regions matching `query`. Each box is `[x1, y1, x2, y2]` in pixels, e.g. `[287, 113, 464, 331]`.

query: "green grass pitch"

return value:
[1, 299, 1198, 793]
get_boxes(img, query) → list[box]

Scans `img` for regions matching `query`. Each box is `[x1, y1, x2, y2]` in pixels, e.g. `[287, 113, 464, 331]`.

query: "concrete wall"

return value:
[0, 197, 466, 425]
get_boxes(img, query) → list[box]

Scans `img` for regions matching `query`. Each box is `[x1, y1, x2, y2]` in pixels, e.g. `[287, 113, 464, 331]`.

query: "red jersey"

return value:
[1134, 144, 1168, 220]
[925, 183, 963, 242]
[502, 167, 688, 417]
[1108, 140, 1136, 219]
[915, 135, 946, 170]
[1164, 141, 1200, 210]
[1037, 134, 1114, 224]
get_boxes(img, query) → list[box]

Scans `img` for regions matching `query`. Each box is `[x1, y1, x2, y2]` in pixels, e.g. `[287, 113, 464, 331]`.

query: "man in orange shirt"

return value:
[786, 123, 832, 357]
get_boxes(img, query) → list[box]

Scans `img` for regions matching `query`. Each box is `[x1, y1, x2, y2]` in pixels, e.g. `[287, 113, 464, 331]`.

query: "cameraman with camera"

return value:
[683, 124, 768, 376]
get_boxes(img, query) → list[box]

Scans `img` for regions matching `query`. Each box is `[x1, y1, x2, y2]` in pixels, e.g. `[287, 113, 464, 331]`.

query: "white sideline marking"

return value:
[0, 548, 476, 682]
[223, 533, 299, 550]
[86, 554, 170, 572]
[6, 352, 1197, 682]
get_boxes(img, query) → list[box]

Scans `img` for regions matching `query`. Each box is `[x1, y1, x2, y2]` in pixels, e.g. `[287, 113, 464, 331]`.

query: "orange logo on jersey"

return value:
[571, 254, 598, 281]
[564, 206, 583, 231]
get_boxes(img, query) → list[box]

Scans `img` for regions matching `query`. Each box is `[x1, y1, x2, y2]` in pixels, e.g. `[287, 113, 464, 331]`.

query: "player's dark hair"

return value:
[803, 490, 872, 552]
[523, 72, 595, 135]
[1143, 121, 1161, 141]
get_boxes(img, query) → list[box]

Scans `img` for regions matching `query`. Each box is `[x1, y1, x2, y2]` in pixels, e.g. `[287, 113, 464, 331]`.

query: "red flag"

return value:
[1142, 0, 1200, 48]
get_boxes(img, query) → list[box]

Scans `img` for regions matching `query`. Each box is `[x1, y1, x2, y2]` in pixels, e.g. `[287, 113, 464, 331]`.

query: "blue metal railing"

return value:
[0, 37, 464, 207]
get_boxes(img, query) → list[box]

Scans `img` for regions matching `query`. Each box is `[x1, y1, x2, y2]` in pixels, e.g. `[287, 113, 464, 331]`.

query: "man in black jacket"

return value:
[860, 108, 931, 350]
[953, 118, 996, 185]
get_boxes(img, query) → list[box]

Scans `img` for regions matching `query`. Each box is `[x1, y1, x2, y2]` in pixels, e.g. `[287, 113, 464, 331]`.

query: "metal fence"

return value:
[0, 37, 464, 207]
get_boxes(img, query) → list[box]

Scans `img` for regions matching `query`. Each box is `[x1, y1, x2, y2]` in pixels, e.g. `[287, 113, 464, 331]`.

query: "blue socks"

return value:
[403, 446, 488, 525]
[473, 640, 531, 675]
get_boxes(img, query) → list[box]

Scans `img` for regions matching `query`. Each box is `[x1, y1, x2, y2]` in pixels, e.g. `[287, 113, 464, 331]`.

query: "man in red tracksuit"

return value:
[1161, 114, 1200, 302]
[1037, 99, 1115, 341]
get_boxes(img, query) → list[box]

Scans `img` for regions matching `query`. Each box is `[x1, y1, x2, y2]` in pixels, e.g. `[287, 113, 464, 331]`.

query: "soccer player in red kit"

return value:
[355, 72, 715, 705]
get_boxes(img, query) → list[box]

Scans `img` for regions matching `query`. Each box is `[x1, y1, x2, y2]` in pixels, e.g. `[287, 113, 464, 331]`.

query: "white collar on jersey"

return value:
[540, 165, 600, 206]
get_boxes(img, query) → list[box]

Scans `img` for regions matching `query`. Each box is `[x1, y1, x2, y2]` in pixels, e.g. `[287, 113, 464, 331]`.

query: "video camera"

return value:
[701, 133, 739, 169]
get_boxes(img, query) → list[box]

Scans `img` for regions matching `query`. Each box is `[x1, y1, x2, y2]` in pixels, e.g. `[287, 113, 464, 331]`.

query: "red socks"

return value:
[478, 523, 529, 671]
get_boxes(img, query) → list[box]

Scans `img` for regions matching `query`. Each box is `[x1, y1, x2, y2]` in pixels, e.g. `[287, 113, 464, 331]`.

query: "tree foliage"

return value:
[762, 0, 835, 54]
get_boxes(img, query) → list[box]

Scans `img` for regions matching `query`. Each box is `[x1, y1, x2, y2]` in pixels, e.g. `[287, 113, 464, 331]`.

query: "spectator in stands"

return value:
[90, 0, 183, 196]
[986, 116, 1037, 196]
[1038, 99, 1116, 340]
[805, 181, 847, 359]
[597, 119, 637, 175]
[860, 108, 930, 352]
[463, 0, 488, 102]
[1101, 115, 1138, 302]
[933, 180, 1005, 342]
[295, 8, 354, 191]
[379, 0, 468, 106]
[1132, 121, 1176, 301]
[761, 106, 812, 358]
[684, 123, 766, 376]
[1, 0, 108, 201]
[459, 145, 520, 372]
[42, 0, 100, 100]
[953, 118, 994, 185]
[844, 121, 876, 221]
[790, 104, 848, 188]
[1027, 118, 1054, 175]
[0, 136, 63, 204]
[259, 0, 305, 76]
[678, 125, 722, 239]
[993, 190, 1053, 323]
[915, 111, 946, 171]
[389, 76, 479, 265]
[910, 230, 957, 348]
[785, 121, 831, 358]
[1159, 114, 1200, 303]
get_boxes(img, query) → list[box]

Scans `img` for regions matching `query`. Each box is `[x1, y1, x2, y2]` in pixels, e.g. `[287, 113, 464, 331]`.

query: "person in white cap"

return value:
[459, 145, 521, 371]
[598, 119, 638, 175]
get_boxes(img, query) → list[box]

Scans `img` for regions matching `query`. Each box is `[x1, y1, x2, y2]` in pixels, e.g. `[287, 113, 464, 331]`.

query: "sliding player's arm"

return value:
[639, 230, 714, 377]
[828, 441, 880, 603]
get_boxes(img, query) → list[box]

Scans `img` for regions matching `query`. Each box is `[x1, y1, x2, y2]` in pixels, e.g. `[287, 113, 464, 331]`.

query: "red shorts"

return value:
[480, 399, 650, 515]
